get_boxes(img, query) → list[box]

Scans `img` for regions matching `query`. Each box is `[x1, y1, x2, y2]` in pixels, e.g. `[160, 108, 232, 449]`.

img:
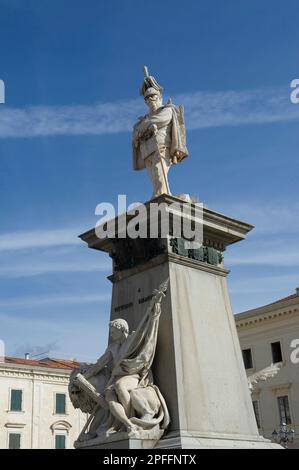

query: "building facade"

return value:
[236, 288, 299, 448]
[0, 357, 87, 449]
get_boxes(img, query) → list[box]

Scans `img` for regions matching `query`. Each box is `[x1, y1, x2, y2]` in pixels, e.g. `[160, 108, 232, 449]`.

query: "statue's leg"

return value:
[145, 155, 158, 197]
[145, 149, 171, 197]
[160, 148, 171, 195]
[105, 387, 138, 433]
[130, 387, 158, 420]
[114, 375, 139, 417]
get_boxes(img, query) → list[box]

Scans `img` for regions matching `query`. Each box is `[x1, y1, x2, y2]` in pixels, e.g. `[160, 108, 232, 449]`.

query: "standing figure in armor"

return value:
[132, 66, 189, 198]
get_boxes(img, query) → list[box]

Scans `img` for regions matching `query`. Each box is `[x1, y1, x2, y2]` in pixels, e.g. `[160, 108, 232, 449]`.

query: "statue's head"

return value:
[144, 87, 162, 112]
[109, 318, 129, 342]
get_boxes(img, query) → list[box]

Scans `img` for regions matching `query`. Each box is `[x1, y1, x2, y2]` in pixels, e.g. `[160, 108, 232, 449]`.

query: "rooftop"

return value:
[267, 287, 299, 306]
[235, 287, 299, 326]
[3, 356, 80, 370]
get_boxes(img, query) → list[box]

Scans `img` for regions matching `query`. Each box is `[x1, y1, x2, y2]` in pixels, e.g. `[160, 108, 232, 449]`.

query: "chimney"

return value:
[296, 287, 299, 296]
[25, 353, 30, 360]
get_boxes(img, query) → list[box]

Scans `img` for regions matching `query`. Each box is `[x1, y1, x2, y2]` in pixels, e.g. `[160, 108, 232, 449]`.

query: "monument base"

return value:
[78, 195, 283, 451]
[75, 431, 162, 449]
[76, 431, 282, 450]
[156, 431, 282, 449]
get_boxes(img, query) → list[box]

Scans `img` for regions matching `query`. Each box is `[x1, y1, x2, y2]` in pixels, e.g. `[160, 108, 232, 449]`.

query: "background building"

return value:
[236, 287, 299, 448]
[0, 357, 87, 449]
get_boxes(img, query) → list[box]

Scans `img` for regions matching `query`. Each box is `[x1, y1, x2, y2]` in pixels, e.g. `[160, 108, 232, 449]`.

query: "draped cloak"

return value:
[108, 296, 170, 430]
[132, 103, 188, 171]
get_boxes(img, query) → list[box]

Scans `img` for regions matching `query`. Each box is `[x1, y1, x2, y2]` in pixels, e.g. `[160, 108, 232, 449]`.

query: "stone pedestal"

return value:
[80, 195, 280, 449]
[75, 431, 161, 449]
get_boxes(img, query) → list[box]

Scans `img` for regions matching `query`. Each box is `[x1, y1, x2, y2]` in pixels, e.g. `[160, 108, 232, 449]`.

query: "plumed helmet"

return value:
[143, 87, 161, 99]
[140, 65, 163, 97]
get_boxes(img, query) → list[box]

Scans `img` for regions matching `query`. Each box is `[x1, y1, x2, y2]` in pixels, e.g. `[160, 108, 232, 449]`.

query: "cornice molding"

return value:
[50, 420, 72, 434]
[0, 368, 70, 383]
[271, 383, 292, 394]
[236, 307, 298, 330]
[5, 423, 26, 428]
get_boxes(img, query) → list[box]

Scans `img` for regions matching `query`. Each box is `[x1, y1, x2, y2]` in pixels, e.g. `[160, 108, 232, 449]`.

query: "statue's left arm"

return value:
[83, 348, 111, 380]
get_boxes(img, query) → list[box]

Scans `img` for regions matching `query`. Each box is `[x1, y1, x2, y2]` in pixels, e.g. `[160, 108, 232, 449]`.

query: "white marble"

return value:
[132, 67, 188, 198]
[69, 282, 170, 448]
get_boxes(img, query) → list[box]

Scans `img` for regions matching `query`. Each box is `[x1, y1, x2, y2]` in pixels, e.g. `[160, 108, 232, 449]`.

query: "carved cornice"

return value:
[236, 308, 298, 329]
[168, 252, 229, 277]
[111, 237, 166, 273]
[5, 423, 26, 428]
[271, 383, 292, 394]
[169, 238, 224, 266]
[50, 420, 72, 434]
[0, 368, 70, 383]
[109, 249, 229, 283]
[108, 253, 167, 283]
[79, 194, 254, 254]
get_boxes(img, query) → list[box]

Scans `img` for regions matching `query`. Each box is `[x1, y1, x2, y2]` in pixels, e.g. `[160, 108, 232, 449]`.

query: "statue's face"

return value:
[110, 325, 126, 342]
[145, 93, 162, 112]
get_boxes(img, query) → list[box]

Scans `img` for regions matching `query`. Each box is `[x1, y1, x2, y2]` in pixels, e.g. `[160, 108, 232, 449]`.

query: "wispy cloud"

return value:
[0, 292, 110, 309]
[0, 312, 109, 362]
[12, 341, 60, 359]
[177, 87, 299, 129]
[0, 87, 298, 139]
[0, 227, 111, 279]
[211, 202, 299, 235]
[0, 228, 81, 251]
[226, 234, 299, 268]
[227, 250, 299, 267]
[229, 273, 299, 295]
[0, 260, 110, 278]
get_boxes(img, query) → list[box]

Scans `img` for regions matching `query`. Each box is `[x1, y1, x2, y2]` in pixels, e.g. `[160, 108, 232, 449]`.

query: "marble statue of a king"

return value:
[132, 66, 188, 198]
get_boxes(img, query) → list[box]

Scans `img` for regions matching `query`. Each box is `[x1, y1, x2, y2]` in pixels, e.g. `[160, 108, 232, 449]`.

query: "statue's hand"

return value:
[153, 289, 166, 304]
[149, 123, 158, 135]
[141, 123, 157, 140]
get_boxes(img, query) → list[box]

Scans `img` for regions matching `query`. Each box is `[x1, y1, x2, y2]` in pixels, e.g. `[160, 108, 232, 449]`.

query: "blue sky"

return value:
[0, 0, 299, 362]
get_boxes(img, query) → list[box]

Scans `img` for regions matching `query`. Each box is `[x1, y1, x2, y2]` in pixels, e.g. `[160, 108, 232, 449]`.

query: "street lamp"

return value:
[272, 422, 295, 448]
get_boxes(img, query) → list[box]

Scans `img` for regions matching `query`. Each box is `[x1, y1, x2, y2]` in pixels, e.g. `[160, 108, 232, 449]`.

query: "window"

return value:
[9, 433, 21, 449]
[242, 348, 253, 369]
[10, 390, 22, 411]
[55, 393, 66, 414]
[277, 395, 292, 425]
[55, 434, 66, 449]
[271, 342, 283, 363]
[252, 400, 261, 429]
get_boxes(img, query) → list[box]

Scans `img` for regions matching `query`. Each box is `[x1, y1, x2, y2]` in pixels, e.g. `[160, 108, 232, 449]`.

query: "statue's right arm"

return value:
[83, 348, 111, 380]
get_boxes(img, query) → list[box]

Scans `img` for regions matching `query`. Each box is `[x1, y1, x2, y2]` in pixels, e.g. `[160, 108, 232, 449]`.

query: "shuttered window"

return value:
[55, 434, 66, 449]
[55, 393, 66, 414]
[9, 433, 21, 449]
[10, 390, 22, 411]
[277, 395, 292, 424]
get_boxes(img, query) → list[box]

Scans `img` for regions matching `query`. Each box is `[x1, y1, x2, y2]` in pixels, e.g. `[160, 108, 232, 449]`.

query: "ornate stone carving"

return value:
[170, 237, 223, 266]
[69, 281, 170, 448]
[111, 237, 166, 272]
[248, 363, 282, 392]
